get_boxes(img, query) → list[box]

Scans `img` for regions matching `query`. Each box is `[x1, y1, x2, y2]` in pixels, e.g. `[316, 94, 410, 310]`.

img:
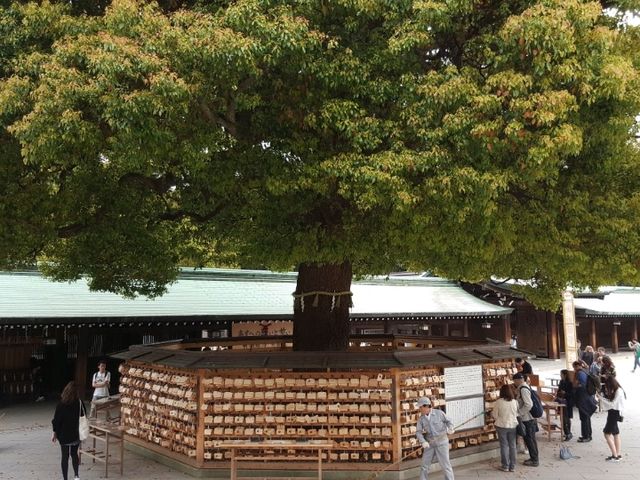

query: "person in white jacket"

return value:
[491, 384, 519, 472]
[601, 376, 625, 461]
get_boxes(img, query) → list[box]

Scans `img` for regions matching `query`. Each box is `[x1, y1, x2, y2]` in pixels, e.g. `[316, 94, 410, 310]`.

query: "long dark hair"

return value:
[604, 376, 621, 401]
[60, 381, 79, 405]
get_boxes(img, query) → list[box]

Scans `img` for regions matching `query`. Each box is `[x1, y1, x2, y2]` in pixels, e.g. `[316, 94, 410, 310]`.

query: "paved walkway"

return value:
[0, 351, 638, 480]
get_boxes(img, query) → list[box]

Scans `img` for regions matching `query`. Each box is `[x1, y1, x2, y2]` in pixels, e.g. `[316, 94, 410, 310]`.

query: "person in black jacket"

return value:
[515, 358, 533, 380]
[556, 369, 574, 441]
[52, 381, 83, 480]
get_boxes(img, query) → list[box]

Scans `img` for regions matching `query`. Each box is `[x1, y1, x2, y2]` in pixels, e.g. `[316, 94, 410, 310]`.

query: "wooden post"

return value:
[590, 319, 597, 348]
[443, 322, 450, 337]
[502, 315, 511, 344]
[391, 369, 402, 465]
[611, 323, 619, 353]
[463, 318, 469, 338]
[75, 327, 89, 399]
[547, 313, 559, 360]
[562, 291, 579, 369]
[196, 370, 205, 466]
[633, 319, 638, 341]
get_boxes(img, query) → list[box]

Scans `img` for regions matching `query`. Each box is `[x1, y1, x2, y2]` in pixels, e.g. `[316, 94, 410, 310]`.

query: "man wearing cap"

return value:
[416, 396, 455, 480]
[513, 373, 539, 467]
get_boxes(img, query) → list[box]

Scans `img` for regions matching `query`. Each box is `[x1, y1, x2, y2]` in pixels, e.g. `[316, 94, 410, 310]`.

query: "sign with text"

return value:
[444, 365, 483, 399]
[445, 396, 485, 431]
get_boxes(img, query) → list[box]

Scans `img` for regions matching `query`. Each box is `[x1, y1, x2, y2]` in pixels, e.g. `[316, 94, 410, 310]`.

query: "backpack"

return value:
[521, 385, 544, 418]
[586, 372, 601, 395]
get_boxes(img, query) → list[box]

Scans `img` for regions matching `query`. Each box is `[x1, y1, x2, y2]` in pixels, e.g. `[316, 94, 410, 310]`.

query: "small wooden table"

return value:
[539, 401, 565, 441]
[92, 394, 121, 422]
[218, 441, 333, 480]
[79, 423, 124, 477]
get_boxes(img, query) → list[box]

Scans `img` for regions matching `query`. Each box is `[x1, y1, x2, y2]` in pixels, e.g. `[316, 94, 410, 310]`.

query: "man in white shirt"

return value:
[415, 397, 455, 480]
[89, 360, 110, 419]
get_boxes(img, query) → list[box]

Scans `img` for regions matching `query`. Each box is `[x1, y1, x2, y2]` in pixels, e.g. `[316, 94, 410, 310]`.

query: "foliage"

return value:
[1, 0, 640, 308]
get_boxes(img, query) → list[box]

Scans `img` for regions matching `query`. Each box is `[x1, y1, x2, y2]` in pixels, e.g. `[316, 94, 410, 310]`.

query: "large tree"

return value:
[2, 0, 640, 350]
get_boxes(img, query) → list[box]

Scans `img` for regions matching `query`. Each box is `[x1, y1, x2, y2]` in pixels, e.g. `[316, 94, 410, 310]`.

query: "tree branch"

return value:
[200, 102, 237, 137]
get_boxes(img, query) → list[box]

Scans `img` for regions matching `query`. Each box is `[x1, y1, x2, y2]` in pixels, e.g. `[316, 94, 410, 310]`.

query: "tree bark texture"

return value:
[292, 261, 352, 351]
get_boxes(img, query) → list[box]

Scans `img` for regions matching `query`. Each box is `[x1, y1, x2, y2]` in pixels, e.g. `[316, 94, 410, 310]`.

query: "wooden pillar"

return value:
[196, 370, 205, 466]
[391, 369, 402, 464]
[443, 322, 450, 337]
[633, 319, 638, 341]
[611, 323, 619, 354]
[502, 316, 511, 344]
[463, 318, 469, 337]
[547, 313, 559, 360]
[75, 327, 89, 399]
[590, 319, 597, 348]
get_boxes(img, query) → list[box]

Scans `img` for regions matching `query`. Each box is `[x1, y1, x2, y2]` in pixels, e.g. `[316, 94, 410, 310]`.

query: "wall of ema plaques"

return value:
[118, 359, 516, 466]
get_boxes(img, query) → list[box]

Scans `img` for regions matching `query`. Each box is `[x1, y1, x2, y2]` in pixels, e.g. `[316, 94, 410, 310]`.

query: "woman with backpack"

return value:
[601, 376, 625, 461]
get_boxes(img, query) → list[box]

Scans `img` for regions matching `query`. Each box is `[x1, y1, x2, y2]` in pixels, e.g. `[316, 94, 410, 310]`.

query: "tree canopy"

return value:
[2, 0, 640, 316]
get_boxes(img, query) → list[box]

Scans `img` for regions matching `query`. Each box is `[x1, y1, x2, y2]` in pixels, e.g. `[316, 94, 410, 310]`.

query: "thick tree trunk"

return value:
[292, 261, 352, 351]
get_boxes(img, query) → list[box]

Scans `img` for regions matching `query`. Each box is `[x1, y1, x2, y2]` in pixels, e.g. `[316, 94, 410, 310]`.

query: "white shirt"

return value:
[491, 398, 519, 429]
[93, 371, 110, 398]
[601, 388, 625, 414]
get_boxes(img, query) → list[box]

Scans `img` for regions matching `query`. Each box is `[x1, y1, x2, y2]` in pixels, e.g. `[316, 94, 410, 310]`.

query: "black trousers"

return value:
[522, 419, 539, 462]
[562, 410, 572, 436]
[579, 410, 592, 439]
[60, 444, 79, 480]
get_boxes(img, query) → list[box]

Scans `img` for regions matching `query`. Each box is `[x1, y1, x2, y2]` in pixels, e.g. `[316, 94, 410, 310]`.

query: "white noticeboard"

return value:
[445, 397, 485, 430]
[443, 365, 483, 399]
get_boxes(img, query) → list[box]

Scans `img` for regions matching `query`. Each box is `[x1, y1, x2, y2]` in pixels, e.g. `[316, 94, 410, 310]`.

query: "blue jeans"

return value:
[633, 356, 640, 371]
[496, 427, 517, 469]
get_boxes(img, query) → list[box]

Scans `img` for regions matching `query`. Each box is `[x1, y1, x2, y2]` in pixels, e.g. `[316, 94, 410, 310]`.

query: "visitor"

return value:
[628, 339, 640, 372]
[513, 373, 539, 467]
[491, 384, 518, 472]
[556, 369, 574, 441]
[581, 346, 595, 366]
[51, 381, 83, 480]
[515, 357, 533, 380]
[572, 360, 597, 442]
[89, 360, 111, 419]
[601, 376, 625, 462]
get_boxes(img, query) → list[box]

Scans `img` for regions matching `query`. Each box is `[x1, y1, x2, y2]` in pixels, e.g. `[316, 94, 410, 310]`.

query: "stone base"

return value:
[125, 439, 499, 479]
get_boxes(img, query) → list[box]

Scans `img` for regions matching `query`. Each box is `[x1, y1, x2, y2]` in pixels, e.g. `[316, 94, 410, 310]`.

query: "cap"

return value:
[417, 397, 432, 407]
[512, 373, 524, 380]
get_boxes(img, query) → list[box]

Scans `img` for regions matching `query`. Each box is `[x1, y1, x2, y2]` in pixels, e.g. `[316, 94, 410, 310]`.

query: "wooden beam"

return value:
[590, 319, 597, 348]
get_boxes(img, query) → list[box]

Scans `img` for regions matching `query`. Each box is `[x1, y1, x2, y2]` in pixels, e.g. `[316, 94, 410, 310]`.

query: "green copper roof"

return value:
[0, 269, 512, 323]
[574, 289, 640, 316]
